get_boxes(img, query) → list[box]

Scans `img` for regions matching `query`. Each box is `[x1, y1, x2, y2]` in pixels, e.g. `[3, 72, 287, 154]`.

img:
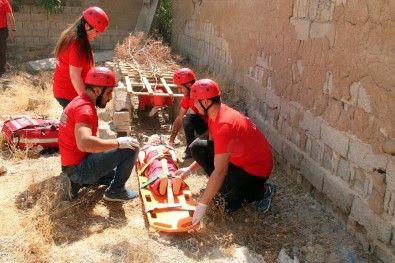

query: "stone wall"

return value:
[172, 0, 395, 261]
[8, 0, 142, 59]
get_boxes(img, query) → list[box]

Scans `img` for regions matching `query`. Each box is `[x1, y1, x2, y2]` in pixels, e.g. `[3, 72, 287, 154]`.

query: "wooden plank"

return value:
[160, 77, 174, 96]
[131, 91, 183, 97]
[125, 76, 134, 93]
[128, 83, 178, 88]
[142, 77, 154, 95]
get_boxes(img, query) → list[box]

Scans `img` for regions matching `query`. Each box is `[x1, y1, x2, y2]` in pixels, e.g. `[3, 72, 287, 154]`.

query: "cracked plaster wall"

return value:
[172, 0, 395, 261]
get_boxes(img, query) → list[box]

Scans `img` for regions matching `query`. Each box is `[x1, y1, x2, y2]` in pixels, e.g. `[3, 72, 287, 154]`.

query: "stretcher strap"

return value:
[140, 173, 172, 189]
[137, 152, 172, 177]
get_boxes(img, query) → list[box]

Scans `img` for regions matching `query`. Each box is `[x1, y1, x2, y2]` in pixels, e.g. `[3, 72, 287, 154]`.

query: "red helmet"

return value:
[173, 68, 196, 85]
[82, 7, 109, 32]
[85, 67, 116, 87]
[190, 79, 221, 100]
[152, 89, 166, 107]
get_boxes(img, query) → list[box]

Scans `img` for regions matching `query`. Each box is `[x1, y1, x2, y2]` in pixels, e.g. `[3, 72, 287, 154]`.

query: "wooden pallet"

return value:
[118, 62, 183, 98]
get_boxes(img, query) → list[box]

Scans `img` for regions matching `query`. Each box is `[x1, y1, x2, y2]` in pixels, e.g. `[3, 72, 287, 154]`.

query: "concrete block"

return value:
[316, 1, 335, 22]
[387, 157, 395, 189]
[113, 111, 131, 124]
[31, 13, 48, 21]
[310, 22, 334, 39]
[114, 87, 131, 112]
[321, 122, 349, 157]
[351, 167, 368, 197]
[367, 189, 385, 215]
[322, 145, 332, 171]
[337, 157, 351, 183]
[384, 188, 395, 217]
[24, 57, 56, 73]
[305, 137, 312, 156]
[265, 89, 281, 109]
[282, 142, 303, 169]
[301, 156, 325, 191]
[308, 0, 319, 19]
[23, 51, 114, 74]
[348, 138, 387, 172]
[243, 75, 266, 101]
[280, 101, 302, 126]
[311, 139, 324, 163]
[300, 111, 322, 139]
[323, 175, 354, 214]
[32, 29, 49, 37]
[293, 0, 309, 18]
[98, 125, 117, 140]
[290, 128, 301, 146]
[280, 118, 291, 140]
[290, 18, 311, 41]
[371, 240, 395, 263]
[264, 123, 283, 155]
[350, 197, 392, 245]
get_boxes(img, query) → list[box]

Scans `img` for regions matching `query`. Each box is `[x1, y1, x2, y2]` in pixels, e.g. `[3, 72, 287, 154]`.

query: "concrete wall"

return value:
[8, 0, 142, 58]
[172, 0, 395, 261]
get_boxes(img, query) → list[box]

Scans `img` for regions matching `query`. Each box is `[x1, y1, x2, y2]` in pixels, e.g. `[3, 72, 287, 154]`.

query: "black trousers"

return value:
[183, 113, 208, 150]
[190, 139, 268, 212]
[0, 27, 8, 74]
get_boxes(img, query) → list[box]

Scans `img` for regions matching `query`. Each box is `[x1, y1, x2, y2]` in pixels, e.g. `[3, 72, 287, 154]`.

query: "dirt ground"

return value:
[0, 64, 380, 263]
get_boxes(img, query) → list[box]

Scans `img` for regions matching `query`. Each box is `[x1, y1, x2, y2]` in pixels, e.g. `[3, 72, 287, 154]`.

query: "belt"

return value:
[61, 165, 75, 177]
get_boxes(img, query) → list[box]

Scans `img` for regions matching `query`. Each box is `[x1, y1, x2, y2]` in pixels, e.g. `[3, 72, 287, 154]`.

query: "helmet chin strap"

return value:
[198, 100, 214, 118]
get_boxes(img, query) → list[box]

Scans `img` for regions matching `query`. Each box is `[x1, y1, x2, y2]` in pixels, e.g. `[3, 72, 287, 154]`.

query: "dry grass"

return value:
[115, 32, 180, 84]
[0, 41, 377, 262]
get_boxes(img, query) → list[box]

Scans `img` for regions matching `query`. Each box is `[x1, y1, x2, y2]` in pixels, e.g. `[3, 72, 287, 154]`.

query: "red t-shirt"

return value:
[180, 95, 199, 113]
[208, 104, 273, 177]
[138, 87, 173, 109]
[59, 93, 98, 165]
[180, 95, 207, 122]
[0, 0, 12, 28]
[53, 40, 93, 100]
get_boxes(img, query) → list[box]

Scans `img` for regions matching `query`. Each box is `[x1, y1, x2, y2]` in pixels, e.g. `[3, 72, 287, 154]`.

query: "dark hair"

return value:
[53, 16, 94, 66]
[210, 95, 221, 104]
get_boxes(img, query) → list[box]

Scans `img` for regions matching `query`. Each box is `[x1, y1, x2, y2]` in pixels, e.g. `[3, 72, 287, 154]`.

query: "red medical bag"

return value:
[1, 116, 59, 149]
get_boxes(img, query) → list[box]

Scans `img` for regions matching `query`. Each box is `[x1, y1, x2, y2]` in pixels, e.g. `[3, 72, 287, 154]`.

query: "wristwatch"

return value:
[12, 29, 16, 32]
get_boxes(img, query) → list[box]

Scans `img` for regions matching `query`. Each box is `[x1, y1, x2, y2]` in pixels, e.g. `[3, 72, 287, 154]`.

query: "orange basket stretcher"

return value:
[136, 145, 199, 232]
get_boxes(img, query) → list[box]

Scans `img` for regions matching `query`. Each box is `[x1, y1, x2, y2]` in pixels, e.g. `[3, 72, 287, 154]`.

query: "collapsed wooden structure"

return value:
[110, 62, 183, 136]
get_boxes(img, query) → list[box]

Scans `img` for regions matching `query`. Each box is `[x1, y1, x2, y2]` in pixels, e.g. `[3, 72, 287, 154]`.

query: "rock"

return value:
[0, 164, 7, 175]
[383, 139, 395, 154]
[277, 248, 300, 263]
[99, 125, 117, 139]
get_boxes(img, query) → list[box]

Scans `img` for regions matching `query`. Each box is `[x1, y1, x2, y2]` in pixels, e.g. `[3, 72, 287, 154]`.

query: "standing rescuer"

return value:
[174, 79, 276, 225]
[53, 6, 109, 109]
[169, 68, 208, 159]
[0, 0, 16, 76]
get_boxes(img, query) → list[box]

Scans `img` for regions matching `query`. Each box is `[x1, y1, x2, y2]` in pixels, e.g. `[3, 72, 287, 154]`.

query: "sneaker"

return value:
[149, 107, 160, 117]
[172, 176, 182, 195]
[182, 149, 192, 159]
[159, 177, 169, 195]
[61, 173, 81, 200]
[103, 187, 139, 202]
[256, 183, 277, 213]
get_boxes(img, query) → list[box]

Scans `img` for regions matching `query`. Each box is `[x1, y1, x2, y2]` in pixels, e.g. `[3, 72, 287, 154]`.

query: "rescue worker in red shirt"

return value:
[169, 68, 208, 159]
[59, 67, 140, 201]
[175, 79, 276, 225]
[53, 6, 109, 109]
[0, 0, 16, 76]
